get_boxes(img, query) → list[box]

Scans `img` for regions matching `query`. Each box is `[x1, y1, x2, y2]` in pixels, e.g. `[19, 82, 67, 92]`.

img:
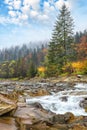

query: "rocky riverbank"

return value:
[0, 75, 87, 130]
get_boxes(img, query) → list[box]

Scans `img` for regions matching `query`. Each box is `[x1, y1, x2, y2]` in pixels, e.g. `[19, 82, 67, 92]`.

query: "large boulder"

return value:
[0, 93, 17, 116]
[80, 98, 87, 112]
[50, 112, 75, 124]
[14, 105, 53, 130]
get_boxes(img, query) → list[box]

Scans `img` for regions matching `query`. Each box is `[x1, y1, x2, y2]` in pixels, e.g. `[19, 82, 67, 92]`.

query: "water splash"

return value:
[26, 83, 87, 116]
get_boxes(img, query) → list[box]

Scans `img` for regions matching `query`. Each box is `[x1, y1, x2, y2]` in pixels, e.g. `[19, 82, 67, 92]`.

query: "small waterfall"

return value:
[26, 83, 87, 116]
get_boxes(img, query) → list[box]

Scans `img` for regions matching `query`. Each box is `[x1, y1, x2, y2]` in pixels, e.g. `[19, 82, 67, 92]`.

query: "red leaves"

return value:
[76, 35, 87, 59]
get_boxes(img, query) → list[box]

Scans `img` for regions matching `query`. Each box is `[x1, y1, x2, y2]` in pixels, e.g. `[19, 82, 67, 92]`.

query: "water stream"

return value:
[26, 83, 87, 116]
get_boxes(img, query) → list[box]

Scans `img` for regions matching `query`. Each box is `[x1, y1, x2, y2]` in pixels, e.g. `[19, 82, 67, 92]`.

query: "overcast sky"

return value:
[0, 0, 87, 48]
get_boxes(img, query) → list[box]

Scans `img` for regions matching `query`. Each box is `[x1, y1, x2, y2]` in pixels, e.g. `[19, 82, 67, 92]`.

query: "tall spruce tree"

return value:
[46, 4, 74, 76]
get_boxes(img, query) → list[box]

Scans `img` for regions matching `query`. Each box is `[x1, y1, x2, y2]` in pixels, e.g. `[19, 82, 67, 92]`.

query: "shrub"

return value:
[38, 66, 46, 78]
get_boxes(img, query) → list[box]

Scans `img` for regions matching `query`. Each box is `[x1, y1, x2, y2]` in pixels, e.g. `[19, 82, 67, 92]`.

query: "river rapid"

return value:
[26, 83, 87, 116]
[0, 80, 87, 130]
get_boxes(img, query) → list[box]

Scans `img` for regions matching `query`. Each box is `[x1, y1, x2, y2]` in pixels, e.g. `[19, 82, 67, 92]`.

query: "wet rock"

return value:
[83, 116, 87, 122]
[30, 102, 43, 109]
[26, 121, 68, 130]
[80, 98, 87, 112]
[0, 80, 87, 130]
[14, 105, 53, 130]
[27, 122, 49, 130]
[77, 75, 82, 78]
[60, 96, 68, 102]
[0, 117, 19, 130]
[29, 88, 49, 97]
[50, 114, 65, 124]
[0, 93, 17, 116]
[36, 82, 49, 87]
[50, 112, 75, 124]
[53, 124, 68, 130]
[69, 124, 87, 130]
[64, 112, 75, 123]
[14, 105, 52, 119]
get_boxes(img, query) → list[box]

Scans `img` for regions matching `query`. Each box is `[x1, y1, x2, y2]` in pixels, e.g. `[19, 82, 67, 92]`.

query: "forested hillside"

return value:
[0, 42, 48, 62]
[0, 5, 87, 79]
[0, 42, 48, 78]
[0, 30, 87, 79]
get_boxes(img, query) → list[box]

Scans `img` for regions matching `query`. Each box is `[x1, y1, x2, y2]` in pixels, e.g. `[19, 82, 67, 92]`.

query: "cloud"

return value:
[0, 16, 11, 24]
[38, 14, 49, 21]
[21, 5, 30, 14]
[0, 16, 7, 24]
[1, 0, 87, 48]
[20, 14, 28, 21]
[8, 10, 16, 17]
[55, 0, 71, 9]
[13, 0, 21, 10]
[23, 0, 40, 10]
[44, 1, 55, 14]
[30, 10, 38, 18]
[3, 0, 74, 26]
[4, 0, 13, 7]
[4, 0, 21, 9]
[4, 0, 10, 4]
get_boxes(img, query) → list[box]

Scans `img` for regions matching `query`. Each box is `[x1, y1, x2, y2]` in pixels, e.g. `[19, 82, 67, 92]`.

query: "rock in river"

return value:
[0, 93, 17, 116]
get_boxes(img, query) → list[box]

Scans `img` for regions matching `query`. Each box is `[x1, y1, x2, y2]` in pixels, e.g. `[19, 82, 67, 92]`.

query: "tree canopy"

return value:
[46, 4, 74, 76]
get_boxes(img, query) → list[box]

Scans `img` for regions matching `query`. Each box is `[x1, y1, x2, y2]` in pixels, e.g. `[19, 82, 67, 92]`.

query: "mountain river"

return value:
[26, 83, 87, 116]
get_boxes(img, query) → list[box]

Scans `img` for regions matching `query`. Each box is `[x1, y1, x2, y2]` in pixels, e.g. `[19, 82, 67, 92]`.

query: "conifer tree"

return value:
[27, 61, 37, 78]
[46, 4, 74, 76]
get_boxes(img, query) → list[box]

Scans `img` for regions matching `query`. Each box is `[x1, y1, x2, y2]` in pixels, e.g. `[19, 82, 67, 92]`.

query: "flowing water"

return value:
[26, 83, 87, 116]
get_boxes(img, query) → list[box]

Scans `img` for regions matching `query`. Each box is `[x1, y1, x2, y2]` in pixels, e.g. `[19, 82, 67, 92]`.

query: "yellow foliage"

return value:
[38, 66, 46, 72]
[72, 60, 87, 70]
[38, 66, 46, 78]
[62, 62, 73, 74]
[72, 61, 84, 70]
[63, 60, 87, 74]
[71, 60, 87, 73]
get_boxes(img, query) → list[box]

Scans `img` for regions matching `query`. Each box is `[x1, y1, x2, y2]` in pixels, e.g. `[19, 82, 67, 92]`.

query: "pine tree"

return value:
[27, 61, 37, 78]
[46, 4, 74, 76]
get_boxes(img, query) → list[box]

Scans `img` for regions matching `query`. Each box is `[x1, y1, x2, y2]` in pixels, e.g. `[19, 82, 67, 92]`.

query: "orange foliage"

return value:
[76, 35, 87, 59]
[80, 35, 87, 43]
[38, 66, 46, 72]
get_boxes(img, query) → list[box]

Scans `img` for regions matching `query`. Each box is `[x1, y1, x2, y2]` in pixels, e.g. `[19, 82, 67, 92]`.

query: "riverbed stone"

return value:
[28, 88, 49, 97]
[69, 124, 87, 130]
[0, 117, 18, 130]
[0, 93, 17, 116]
[0, 79, 87, 130]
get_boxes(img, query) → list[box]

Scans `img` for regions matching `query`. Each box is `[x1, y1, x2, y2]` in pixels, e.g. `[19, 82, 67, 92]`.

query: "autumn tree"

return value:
[8, 60, 16, 78]
[46, 4, 74, 76]
[0, 61, 9, 78]
[76, 35, 87, 60]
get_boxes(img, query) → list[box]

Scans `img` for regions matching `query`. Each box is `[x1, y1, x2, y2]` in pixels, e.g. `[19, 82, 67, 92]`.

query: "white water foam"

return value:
[74, 83, 87, 89]
[26, 83, 87, 116]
